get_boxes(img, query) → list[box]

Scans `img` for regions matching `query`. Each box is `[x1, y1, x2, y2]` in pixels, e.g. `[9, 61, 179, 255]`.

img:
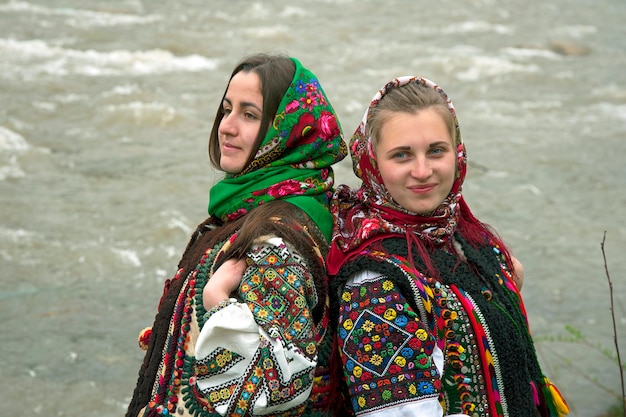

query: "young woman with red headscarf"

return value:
[326, 76, 568, 417]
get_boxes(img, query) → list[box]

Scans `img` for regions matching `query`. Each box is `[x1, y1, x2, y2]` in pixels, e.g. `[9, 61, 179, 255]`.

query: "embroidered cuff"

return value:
[203, 297, 238, 321]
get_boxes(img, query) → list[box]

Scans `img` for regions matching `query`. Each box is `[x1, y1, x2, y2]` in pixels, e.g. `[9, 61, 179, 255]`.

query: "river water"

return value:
[1, 0, 625, 416]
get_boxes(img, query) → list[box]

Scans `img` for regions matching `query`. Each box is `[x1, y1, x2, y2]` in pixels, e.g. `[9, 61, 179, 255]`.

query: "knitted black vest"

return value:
[330, 234, 545, 416]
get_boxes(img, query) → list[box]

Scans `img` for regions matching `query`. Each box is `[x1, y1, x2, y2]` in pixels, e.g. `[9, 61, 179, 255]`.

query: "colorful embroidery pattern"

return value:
[243, 243, 317, 352]
[198, 338, 310, 416]
[384, 250, 504, 416]
[190, 239, 319, 416]
[138, 203, 339, 417]
[439, 285, 493, 416]
[194, 347, 244, 380]
[338, 275, 441, 414]
[378, 240, 557, 416]
[144, 263, 202, 417]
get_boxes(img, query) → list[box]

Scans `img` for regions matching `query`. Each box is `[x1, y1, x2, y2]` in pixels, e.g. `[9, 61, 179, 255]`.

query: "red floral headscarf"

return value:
[327, 76, 467, 274]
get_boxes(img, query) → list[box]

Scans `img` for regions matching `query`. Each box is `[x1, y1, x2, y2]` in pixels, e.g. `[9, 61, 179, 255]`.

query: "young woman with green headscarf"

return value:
[126, 54, 347, 417]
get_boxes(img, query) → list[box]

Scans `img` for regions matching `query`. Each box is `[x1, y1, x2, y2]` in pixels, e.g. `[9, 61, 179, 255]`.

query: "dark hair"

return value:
[208, 54, 295, 171]
[222, 200, 329, 323]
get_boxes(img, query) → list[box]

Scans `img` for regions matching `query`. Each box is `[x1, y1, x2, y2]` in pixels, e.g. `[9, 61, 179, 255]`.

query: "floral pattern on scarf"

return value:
[209, 58, 347, 240]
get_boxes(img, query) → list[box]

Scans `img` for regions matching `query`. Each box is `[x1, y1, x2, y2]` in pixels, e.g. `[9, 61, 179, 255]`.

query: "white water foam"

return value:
[0, 1, 160, 27]
[0, 156, 25, 181]
[503, 47, 561, 59]
[456, 55, 541, 81]
[440, 21, 512, 35]
[0, 226, 37, 243]
[103, 101, 179, 126]
[0, 126, 30, 152]
[111, 247, 142, 268]
[0, 38, 219, 78]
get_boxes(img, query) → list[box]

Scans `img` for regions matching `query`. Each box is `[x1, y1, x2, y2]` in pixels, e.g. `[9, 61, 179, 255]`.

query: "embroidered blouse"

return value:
[131, 214, 334, 417]
[334, 236, 550, 417]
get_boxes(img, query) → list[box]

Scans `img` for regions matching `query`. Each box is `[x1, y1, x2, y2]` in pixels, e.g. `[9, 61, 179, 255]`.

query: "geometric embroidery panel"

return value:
[194, 346, 244, 380]
[342, 309, 413, 377]
[242, 243, 312, 343]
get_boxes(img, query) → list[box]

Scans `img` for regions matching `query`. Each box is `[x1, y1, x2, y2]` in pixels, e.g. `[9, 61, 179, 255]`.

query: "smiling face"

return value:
[375, 108, 457, 215]
[218, 71, 263, 174]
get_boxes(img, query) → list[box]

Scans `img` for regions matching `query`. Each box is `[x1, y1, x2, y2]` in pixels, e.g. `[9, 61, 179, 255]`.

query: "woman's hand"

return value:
[511, 255, 524, 290]
[203, 258, 248, 310]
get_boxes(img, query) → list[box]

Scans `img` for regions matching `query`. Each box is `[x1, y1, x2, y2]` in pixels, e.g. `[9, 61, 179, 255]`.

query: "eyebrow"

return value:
[429, 140, 452, 148]
[385, 145, 411, 154]
[385, 141, 451, 153]
[222, 97, 262, 113]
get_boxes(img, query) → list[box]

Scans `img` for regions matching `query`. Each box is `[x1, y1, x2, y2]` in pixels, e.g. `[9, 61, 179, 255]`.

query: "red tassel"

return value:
[530, 381, 539, 405]
[138, 327, 152, 350]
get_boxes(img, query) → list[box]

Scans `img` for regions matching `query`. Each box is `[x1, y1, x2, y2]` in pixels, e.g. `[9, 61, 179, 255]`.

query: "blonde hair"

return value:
[367, 81, 456, 150]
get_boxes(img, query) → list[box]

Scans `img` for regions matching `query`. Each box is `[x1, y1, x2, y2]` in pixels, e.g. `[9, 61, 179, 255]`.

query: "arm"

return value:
[202, 258, 248, 310]
[511, 255, 524, 290]
[194, 235, 322, 416]
[337, 270, 445, 417]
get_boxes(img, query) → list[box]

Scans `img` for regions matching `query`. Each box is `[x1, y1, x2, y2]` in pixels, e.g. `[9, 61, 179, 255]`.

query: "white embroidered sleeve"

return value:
[194, 236, 319, 416]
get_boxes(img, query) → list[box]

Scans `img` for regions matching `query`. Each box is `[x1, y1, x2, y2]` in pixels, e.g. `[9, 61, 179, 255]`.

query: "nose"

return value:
[410, 157, 432, 180]
[219, 112, 237, 137]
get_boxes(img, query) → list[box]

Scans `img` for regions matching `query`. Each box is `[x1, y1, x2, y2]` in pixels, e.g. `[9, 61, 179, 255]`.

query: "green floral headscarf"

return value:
[208, 58, 347, 241]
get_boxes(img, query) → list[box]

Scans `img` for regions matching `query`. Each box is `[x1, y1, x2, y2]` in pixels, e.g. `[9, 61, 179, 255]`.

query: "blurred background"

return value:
[1, 0, 624, 416]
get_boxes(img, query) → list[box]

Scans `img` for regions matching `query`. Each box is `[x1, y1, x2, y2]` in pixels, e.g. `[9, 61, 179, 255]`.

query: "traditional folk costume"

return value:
[326, 76, 569, 417]
[126, 58, 347, 417]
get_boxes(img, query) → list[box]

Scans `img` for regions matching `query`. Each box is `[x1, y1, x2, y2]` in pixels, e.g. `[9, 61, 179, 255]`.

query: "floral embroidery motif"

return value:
[342, 309, 414, 376]
[338, 275, 441, 414]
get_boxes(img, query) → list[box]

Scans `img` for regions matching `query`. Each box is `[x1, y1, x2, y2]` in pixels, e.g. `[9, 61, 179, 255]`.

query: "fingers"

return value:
[511, 256, 524, 290]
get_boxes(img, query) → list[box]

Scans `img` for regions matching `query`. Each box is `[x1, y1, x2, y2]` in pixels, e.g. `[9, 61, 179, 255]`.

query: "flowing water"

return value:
[1, 0, 625, 416]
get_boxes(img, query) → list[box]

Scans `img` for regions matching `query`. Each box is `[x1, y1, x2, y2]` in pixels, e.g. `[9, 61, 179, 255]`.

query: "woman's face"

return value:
[218, 71, 263, 174]
[375, 108, 457, 214]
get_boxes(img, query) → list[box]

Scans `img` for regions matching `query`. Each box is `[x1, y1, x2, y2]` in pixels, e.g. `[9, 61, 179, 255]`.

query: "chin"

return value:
[221, 167, 241, 175]
[411, 205, 439, 215]
[219, 160, 243, 175]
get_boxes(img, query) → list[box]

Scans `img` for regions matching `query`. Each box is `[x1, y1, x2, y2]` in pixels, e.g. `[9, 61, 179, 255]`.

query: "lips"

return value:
[221, 141, 240, 153]
[408, 184, 436, 194]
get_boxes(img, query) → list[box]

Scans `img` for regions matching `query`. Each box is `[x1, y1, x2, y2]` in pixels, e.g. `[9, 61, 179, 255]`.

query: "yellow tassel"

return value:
[546, 378, 570, 416]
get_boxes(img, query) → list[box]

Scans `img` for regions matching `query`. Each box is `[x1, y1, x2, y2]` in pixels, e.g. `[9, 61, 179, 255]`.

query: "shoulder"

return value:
[331, 243, 413, 295]
[247, 200, 328, 256]
[338, 238, 409, 279]
[217, 200, 329, 267]
[347, 269, 385, 286]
